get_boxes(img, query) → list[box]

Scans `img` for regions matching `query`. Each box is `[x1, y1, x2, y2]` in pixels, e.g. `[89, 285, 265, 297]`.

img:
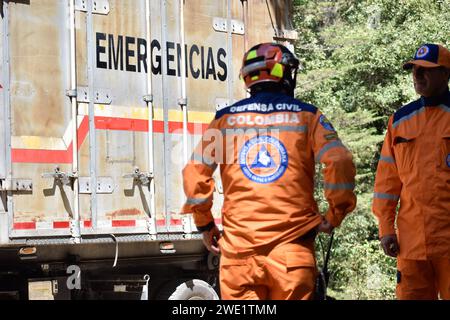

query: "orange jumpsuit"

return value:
[373, 90, 450, 300]
[182, 92, 356, 300]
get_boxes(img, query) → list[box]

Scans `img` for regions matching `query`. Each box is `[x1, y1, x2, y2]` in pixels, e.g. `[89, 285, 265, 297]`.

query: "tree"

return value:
[293, 0, 450, 299]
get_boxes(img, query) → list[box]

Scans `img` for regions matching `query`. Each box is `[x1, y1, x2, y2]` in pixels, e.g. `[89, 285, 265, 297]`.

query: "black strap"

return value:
[196, 221, 215, 232]
[322, 231, 334, 287]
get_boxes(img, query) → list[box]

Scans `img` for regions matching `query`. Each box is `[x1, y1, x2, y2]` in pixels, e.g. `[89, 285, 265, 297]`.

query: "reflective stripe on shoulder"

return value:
[379, 156, 395, 164]
[373, 192, 400, 201]
[315, 140, 345, 162]
[392, 106, 425, 128]
[324, 182, 355, 190]
[439, 104, 450, 113]
[186, 197, 211, 205]
[220, 125, 308, 135]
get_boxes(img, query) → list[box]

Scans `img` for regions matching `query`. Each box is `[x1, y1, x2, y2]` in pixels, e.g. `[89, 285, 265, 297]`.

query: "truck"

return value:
[0, 0, 297, 300]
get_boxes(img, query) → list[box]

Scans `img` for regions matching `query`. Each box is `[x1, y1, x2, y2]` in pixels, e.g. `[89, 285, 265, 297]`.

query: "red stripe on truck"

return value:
[168, 122, 209, 134]
[112, 220, 136, 227]
[84, 220, 92, 228]
[95, 117, 150, 131]
[155, 219, 184, 226]
[11, 116, 207, 163]
[11, 116, 89, 164]
[53, 221, 70, 229]
[14, 222, 36, 230]
[12, 218, 222, 230]
[94, 117, 208, 134]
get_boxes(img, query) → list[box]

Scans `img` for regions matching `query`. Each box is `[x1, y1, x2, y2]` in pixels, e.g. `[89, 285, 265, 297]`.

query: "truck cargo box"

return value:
[0, 0, 297, 299]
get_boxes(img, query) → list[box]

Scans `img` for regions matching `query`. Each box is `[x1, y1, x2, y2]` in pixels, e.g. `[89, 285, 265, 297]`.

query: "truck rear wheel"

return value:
[158, 279, 219, 300]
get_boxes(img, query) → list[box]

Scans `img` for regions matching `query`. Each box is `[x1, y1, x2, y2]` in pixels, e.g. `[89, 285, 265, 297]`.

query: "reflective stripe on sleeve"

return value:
[324, 182, 355, 190]
[186, 197, 211, 205]
[373, 192, 400, 201]
[379, 156, 395, 164]
[315, 140, 345, 162]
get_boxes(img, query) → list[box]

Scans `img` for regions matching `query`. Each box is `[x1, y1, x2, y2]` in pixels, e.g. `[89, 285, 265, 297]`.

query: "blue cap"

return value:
[403, 44, 450, 70]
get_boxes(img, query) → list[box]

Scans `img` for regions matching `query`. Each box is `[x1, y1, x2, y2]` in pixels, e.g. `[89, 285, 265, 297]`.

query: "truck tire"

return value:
[164, 279, 219, 300]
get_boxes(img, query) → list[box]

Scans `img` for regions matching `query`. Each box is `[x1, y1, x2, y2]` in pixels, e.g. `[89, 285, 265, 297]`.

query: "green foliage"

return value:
[294, 0, 450, 299]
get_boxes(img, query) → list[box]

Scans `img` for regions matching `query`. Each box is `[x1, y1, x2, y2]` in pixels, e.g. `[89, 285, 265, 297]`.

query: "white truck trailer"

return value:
[0, 0, 297, 300]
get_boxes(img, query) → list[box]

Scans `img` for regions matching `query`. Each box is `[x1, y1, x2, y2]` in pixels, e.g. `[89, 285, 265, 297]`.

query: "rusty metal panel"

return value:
[78, 0, 152, 233]
[2, 0, 296, 240]
[164, 1, 229, 228]
[7, 0, 74, 237]
[10, 1, 71, 138]
[178, 1, 231, 112]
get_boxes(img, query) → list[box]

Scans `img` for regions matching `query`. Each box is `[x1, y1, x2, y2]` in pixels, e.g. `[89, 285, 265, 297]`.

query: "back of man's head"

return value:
[239, 43, 300, 97]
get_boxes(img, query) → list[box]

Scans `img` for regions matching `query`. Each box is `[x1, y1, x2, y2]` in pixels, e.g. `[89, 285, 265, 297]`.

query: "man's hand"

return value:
[202, 225, 221, 255]
[317, 218, 334, 234]
[380, 234, 399, 257]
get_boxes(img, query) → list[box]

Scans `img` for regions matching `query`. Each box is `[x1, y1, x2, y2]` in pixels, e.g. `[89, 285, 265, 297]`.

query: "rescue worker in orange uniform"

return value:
[181, 43, 356, 300]
[373, 43, 450, 300]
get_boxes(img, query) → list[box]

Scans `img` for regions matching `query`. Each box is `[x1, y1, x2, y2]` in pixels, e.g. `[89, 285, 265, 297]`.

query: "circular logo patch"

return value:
[416, 46, 429, 58]
[239, 135, 288, 184]
[319, 115, 336, 132]
[447, 154, 450, 168]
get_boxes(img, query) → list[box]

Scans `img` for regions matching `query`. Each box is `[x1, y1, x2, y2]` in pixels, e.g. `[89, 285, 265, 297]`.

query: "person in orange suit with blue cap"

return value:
[373, 43, 450, 300]
[181, 43, 357, 300]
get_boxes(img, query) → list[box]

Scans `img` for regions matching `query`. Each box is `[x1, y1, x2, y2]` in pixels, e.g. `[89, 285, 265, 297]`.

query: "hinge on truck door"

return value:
[78, 177, 115, 194]
[123, 167, 153, 187]
[42, 167, 76, 186]
[72, 87, 112, 104]
[212, 17, 245, 35]
[273, 28, 299, 41]
[0, 179, 33, 192]
[75, 0, 110, 15]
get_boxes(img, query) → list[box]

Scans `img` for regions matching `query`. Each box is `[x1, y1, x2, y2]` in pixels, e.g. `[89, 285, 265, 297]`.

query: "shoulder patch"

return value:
[324, 133, 339, 140]
[393, 99, 423, 128]
[319, 115, 336, 132]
